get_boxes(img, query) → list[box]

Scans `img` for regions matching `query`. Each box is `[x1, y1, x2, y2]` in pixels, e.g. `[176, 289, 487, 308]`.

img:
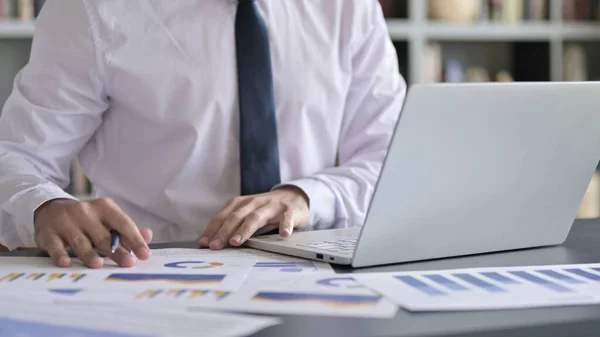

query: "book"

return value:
[17, 0, 33, 21]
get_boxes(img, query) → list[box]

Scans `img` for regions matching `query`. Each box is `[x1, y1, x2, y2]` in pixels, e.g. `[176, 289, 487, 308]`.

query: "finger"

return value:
[230, 203, 285, 246]
[64, 230, 104, 269]
[96, 199, 151, 260]
[140, 228, 153, 244]
[211, 199, 266, 250]
[82, 221, 136, 268]
[198, 196, 247, 248]
[43, 235, 72, 268]
[110, 246, 136, 267]
[279, 210, 295, 238]
[121, 228, 153, 252]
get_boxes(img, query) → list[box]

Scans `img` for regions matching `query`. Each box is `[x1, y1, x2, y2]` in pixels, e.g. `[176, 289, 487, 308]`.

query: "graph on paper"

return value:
[104, 273, 225, 285]
[0, 272, 87, 284]
[251, 291, 382, 308]
[0, 317, 147, 337]
[163, 261, 225, 269]
[253, 261, 319, 273]
[315, 276, 366, 289]
[354, 263, 600, 311]
[135, 289, 231, 301]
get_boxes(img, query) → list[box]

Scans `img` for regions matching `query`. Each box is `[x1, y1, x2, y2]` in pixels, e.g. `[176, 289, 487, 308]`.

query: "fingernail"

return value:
[90, 256, 104, 267]
[121, 255, 136, 268]
[58, 256, 70, 267]
[210, 239, 222, 249]
[231, 235, 242, 244]
[198, 236, 209, 247]
[281, 228, 291, 237]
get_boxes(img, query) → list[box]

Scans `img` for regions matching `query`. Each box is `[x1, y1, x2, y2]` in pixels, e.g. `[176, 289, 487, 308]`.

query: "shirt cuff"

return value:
[11, 184, 77, 248]
[274, 178, 337, 230]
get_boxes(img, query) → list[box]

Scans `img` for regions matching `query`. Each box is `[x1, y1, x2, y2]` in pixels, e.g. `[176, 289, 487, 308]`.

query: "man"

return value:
[0, 0, 406, 268]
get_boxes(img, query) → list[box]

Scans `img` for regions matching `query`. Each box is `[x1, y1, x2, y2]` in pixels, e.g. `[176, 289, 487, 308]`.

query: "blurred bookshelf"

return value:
[0, 0, 600, 215]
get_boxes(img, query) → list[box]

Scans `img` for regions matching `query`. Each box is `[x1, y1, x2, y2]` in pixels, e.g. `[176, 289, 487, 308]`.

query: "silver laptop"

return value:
[246, 82, 600, 268]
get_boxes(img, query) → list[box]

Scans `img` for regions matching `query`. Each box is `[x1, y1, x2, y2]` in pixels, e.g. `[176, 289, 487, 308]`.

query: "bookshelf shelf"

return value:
[386, 19, 413, 40]
[0, 20, 34, 38]
[5, 19, 595, 44]
[560, 23, 600, 40]
[424, 22, 556, 41]
[386, 20, 569, 41]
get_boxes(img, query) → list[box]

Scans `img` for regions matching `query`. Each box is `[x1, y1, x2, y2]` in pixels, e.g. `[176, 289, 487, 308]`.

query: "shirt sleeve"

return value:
[0, 0, 108, 250]
[281, 1, 407, 230]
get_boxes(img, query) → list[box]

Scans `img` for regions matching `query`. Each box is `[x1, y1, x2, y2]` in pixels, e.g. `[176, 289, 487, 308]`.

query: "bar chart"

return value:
[354, 264, 600, 312]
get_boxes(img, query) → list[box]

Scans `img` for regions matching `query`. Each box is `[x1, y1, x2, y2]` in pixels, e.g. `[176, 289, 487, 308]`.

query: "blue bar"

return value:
[452, 273, 506, 293]
[423, 274, 470, 291]
[480, 272, 520, 285]
[281, 268, 303, 272]
[394, 276, 446, 296]
[536, 270, 585, 284]
[564, 268, 600, 281]
[509, 271, 573, 293]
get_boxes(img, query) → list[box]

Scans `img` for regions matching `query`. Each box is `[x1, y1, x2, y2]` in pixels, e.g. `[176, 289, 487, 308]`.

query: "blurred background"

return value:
[0, 0, 599, 217]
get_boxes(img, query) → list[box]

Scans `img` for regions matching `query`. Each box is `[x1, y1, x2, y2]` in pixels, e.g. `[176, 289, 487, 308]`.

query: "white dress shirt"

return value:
[0, 0, 406, 250]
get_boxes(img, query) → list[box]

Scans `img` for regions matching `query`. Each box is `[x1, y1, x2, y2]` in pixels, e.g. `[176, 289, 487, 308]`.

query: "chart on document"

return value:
[354, 263, 600, 311]
[0, 256, 254, 292]
[191, 273, 398, 318]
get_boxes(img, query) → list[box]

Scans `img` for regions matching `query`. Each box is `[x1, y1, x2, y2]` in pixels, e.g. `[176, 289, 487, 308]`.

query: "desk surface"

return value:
[2, 219, 600, 337]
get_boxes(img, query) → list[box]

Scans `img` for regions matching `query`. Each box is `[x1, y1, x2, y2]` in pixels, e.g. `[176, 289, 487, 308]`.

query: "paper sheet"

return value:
[205, 273, 399, 318]
[0, 296, 280, 337]
[0, 255, 254, 291]
[353, 263, 600, 311]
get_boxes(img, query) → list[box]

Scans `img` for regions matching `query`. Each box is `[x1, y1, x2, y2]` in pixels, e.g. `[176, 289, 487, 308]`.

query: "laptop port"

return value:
[316, 253, 323, 260]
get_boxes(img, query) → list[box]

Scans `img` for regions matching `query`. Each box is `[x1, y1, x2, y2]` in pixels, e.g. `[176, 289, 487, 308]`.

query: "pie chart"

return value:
[163, 261, 225, 269]
[316, 277, 365, 288]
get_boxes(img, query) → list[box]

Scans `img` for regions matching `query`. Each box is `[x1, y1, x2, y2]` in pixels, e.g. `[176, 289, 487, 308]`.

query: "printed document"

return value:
[0, 255, 255, 291]
[0, 296, 279, 337]
[354, 263, 600, 311]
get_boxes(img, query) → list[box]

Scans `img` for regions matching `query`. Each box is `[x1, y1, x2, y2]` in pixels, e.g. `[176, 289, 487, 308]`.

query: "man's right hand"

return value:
[33, 198, 153, 269]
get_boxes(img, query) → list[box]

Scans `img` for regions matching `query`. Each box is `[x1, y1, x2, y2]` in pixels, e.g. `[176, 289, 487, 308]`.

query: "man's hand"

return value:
[34, 198, 153, 269]
[198, 186, 310, 249]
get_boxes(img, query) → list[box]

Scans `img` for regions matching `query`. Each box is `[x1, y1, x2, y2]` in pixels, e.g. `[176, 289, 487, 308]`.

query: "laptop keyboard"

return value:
[294, 237, 357, 253]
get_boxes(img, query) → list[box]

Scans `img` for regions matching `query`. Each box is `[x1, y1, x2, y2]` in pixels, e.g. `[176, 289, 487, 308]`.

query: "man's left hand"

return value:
[198, 186, 310, 250]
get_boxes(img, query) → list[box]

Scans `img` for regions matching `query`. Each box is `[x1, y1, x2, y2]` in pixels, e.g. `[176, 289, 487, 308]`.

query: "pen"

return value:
[110, 229, 120, 253]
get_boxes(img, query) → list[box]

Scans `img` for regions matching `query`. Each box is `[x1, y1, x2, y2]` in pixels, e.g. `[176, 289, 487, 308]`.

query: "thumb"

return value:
[279, 211, 294, 238]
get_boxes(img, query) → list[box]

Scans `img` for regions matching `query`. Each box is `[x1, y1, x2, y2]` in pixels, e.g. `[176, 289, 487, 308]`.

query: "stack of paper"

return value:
[0, 247, 397, 336]
[0, 296, 279, 337]
[2, 246, 600, 336]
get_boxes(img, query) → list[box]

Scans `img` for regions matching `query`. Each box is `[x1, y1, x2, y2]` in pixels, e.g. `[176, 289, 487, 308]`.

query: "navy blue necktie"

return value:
[236, 0, 281, 196]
